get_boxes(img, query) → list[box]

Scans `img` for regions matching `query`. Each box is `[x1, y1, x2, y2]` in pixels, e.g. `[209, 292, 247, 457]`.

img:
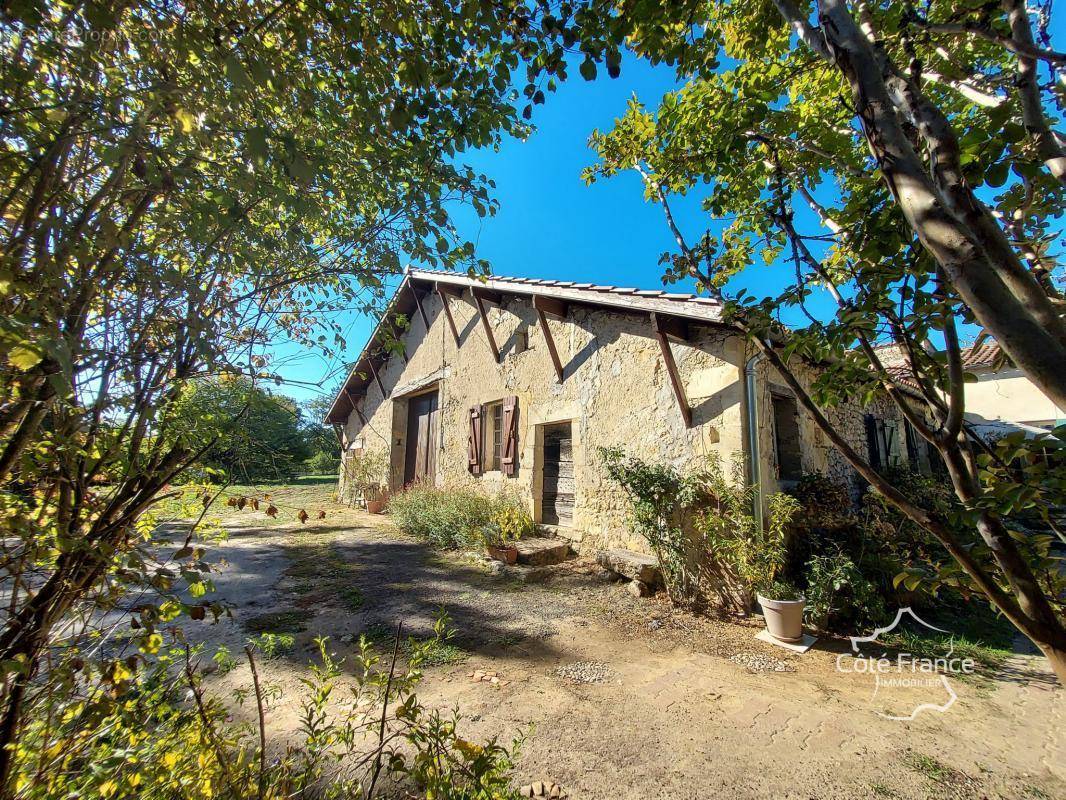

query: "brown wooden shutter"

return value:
[467, 405, 483, 475]
[501, 396, 518, 476]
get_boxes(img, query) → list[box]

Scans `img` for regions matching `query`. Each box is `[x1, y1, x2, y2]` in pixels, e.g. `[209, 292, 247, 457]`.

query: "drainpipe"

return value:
[745, 352, 764, 531]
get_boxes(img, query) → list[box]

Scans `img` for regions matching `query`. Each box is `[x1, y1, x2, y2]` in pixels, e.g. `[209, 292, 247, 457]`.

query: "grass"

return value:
[153, 478, 338, 528]
[881, 603, 1016, 675]
[904, 753, 953, 783]
[358, 622, 469, 666]
[283, 528, 367, 612]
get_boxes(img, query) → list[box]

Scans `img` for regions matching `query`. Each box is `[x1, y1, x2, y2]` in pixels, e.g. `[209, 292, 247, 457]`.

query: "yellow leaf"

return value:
[174, 108, 197, 133]
[8, 344, 43, 371]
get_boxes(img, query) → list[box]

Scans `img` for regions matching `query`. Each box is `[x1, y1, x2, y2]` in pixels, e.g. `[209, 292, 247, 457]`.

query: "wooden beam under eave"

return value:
[470, 286, 503, 306]
[650, 311, 689, 342]
[435, 284, 461, 347]
[472, 291, 501, 362]
[411, 286, 431, 330]
[651, 315, 692, 428]
[533, 294, 568, 319]
[536, 307, 564, 383]
[367, 359, 386, 399]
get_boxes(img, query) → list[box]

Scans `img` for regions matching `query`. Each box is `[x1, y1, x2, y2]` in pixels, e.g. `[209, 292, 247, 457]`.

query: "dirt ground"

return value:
[183, 489, 1065, 800]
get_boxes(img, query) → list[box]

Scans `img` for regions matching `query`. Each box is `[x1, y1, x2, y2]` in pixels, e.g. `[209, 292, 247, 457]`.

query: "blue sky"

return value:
[277, 53, 720, 402]
[276, 35, 1064, 405]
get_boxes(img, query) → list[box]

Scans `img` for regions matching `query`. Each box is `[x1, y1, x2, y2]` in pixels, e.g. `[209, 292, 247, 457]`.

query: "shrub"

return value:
[13, 620, 522, 800]
[803, 551, 886, 631]
[305, 450, 340, 475]
[600, 448, 800, 609]
[387, 483, 531, 550]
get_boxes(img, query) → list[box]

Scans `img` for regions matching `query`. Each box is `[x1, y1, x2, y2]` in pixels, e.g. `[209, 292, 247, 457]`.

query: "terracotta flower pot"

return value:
[757, 594, 806, 643]
[365, 498, 386, 514]
[486, 544, 518, 565]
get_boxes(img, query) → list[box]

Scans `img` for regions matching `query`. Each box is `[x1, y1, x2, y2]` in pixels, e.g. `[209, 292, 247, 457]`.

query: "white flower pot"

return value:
[757, 594, 806, 643]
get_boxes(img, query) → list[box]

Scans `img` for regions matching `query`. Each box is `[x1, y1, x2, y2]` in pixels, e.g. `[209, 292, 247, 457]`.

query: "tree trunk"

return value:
[809, 0, 1066, 411]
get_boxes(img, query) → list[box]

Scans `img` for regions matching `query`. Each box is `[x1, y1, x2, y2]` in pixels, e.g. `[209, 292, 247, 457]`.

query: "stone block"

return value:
[596, 548, 662, 586]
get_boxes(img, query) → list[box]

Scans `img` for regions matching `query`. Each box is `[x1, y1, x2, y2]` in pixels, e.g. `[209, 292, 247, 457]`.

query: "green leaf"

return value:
[579, 58, 597, 81]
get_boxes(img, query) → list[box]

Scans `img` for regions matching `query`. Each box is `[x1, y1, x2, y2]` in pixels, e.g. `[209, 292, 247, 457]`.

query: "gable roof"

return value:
[324, 267, 725, 423]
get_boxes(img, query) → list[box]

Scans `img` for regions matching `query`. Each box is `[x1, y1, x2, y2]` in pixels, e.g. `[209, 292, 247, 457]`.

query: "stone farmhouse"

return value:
[324, 268, 935, 554]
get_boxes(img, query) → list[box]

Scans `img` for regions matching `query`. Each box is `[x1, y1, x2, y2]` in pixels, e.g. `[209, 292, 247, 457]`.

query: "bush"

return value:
[305, 450, 340, 475]
[14, 620, 523, 800]
[804, 550, 885, 631]
[387, 483, 531, 550]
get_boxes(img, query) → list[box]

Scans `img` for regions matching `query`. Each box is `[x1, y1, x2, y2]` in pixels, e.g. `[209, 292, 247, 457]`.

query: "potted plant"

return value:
[755, 578, 806, 643]
[364, 483, 388, 515]
[479, 522, 519, 565]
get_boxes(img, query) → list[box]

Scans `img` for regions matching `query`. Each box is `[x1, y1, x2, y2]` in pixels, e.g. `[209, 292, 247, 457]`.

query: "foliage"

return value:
[344, 447, 392, 502]
[306, 450, 341, 476]
[804, 552, 886, 632]
[12, 622, 521, 799]
[301, 394, 343, 474]
[600, 447, 800, 608]
[0, 0, 604, 778]
[479, 502, 535, 548]
[387, 483, 528, 551]
[582, 0, 1066, 675]
[599, 446, 702, 604]
[170, 376, 312, 482]
[695, 454, 800, 595]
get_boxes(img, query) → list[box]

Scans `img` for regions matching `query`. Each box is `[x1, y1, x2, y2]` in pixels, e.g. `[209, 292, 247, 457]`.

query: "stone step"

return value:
[596, 548, 662, 587]
[515, 536, 572, 567]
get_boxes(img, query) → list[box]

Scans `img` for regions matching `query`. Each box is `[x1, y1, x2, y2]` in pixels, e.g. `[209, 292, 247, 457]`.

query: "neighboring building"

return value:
[324, 268, 923, 554]
[959, 342, 1064, 430]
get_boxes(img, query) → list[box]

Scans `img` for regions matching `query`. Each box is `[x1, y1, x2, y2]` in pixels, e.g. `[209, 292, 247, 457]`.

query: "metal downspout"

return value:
[745, 352, 764, 531]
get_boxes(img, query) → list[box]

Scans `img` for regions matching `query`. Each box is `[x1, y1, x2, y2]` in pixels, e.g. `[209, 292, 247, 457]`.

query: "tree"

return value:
[0, 0, 583, 788]
[582, 1, 1066, 680]
[301, 393, 342, 474]
[170, 377, 312, 481]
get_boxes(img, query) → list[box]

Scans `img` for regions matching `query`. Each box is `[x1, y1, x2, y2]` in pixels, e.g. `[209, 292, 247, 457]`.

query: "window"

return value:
[482, 400, 504, 471]
[865, 415, 905, 470]
[771, 393, 803, 482]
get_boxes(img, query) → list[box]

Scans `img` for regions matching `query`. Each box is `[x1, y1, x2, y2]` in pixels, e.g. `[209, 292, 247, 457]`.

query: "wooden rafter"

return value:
[344, 387, 368, 427]
[471, 289, 501, 362]
[411, 285, 431, 329]
[651, 312, 692, 428]
[533, 294, 568, 382]
[435, 282, 462, 347]
[367, 359, 386, 399]
[533, 294, 568, 319]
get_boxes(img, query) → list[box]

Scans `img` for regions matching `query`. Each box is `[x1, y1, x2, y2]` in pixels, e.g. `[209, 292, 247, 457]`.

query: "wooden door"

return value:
[404, 390, 439, 485]
[541, 423, 573, 526]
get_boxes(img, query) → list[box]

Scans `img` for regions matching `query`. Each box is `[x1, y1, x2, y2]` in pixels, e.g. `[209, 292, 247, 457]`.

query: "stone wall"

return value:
[340, 291, 748, 554]
[338, 289, 914, 554]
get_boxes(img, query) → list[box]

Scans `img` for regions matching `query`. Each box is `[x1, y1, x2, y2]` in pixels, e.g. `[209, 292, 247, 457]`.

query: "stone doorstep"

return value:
[596, 548, 662, 587]
[515, 536, 573, 567]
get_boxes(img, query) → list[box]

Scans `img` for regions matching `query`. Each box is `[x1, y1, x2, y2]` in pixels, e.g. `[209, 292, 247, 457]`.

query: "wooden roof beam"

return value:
[651, 313, 692, 428]
[434, 283, 462, 347]
[651, 312, 688, 342]
[533, 294, 568, 319]
[411, 285, 431, 330]
[470, 286, 503, 306]
[472, 290, 501, 362]
[367, 359, 386, 399]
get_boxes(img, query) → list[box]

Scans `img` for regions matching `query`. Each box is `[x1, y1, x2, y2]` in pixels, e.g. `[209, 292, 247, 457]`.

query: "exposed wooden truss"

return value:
[533, 294, 568, 382]
[470, 286, 501, 362]
[651, 312, 692, 428]
[435, 282, 462, 347]
[367, 360, 386, 400]
[344, 387, 368, 427]
[411, 285, 431, 329]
